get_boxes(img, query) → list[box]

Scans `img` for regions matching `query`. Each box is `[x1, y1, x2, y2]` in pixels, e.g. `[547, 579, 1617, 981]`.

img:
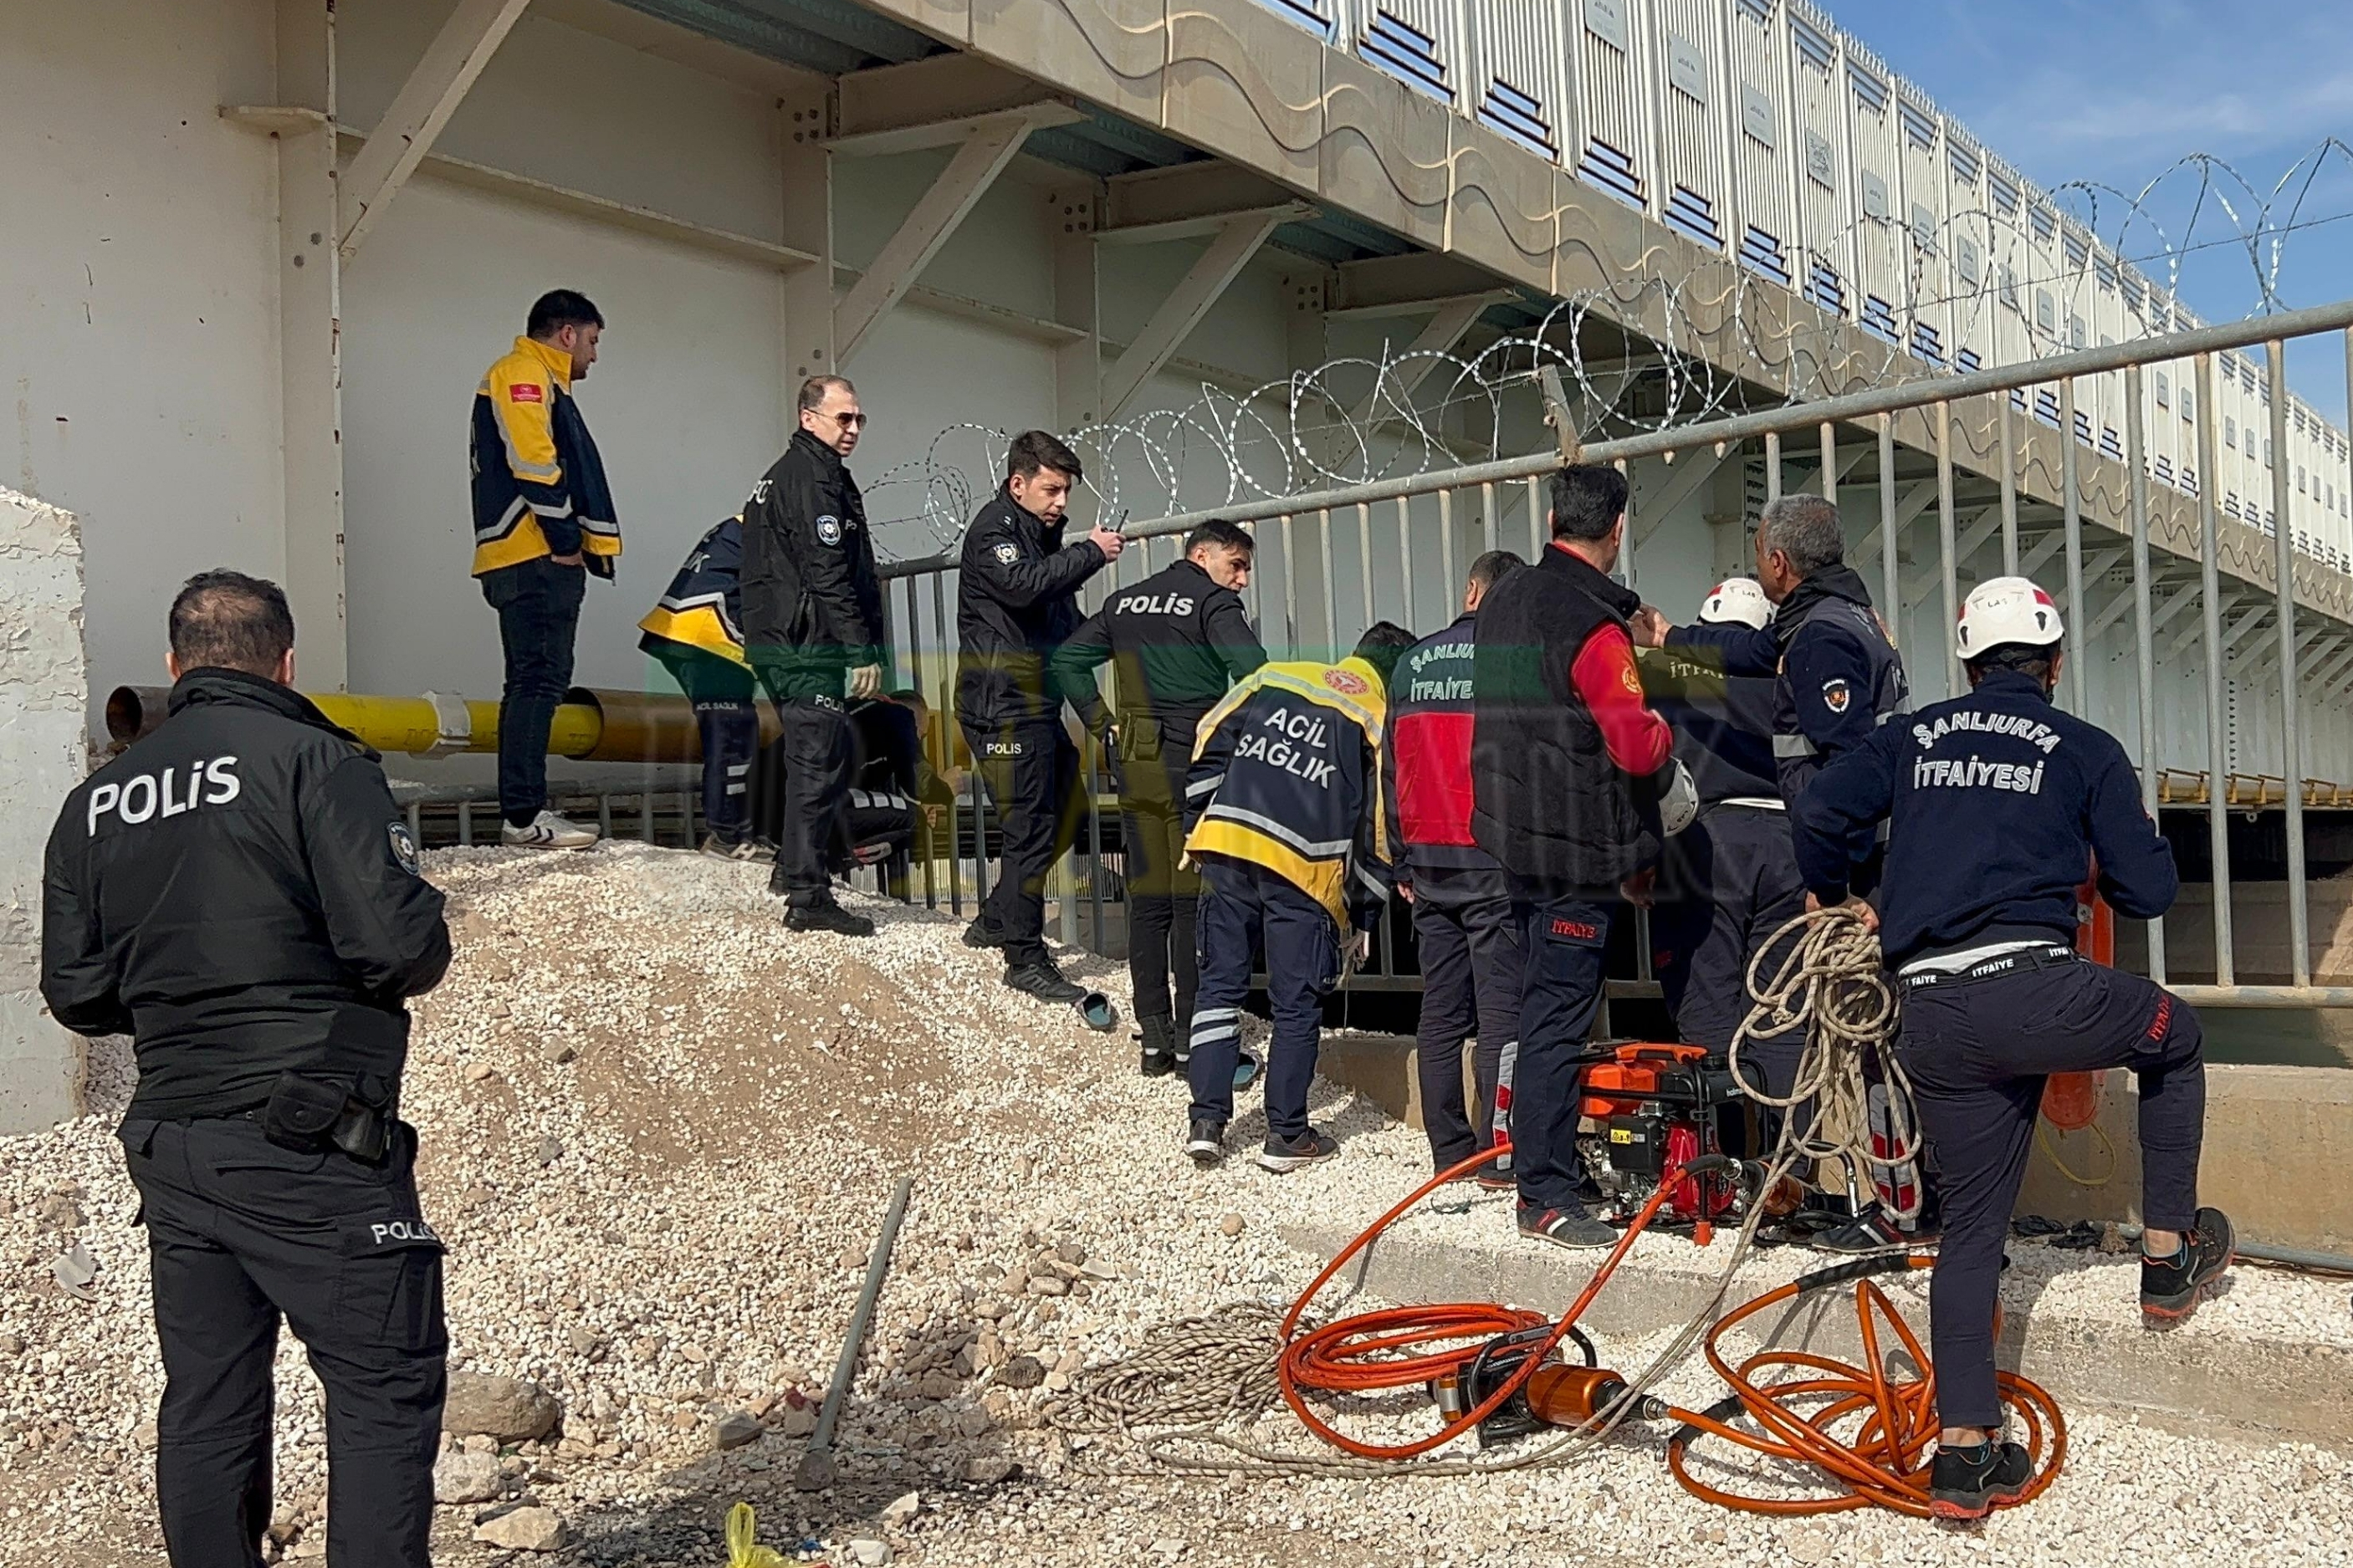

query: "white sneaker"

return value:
[501, 810, 599, 850]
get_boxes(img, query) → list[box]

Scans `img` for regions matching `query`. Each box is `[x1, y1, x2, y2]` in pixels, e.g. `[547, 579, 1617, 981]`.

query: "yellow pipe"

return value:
[107, 684, 770, 761]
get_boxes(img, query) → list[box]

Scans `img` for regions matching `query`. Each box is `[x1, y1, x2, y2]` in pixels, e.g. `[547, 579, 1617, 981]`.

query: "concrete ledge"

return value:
[1317, 1034, 2353, 1253]
[1279, 1214, 2353, 1446]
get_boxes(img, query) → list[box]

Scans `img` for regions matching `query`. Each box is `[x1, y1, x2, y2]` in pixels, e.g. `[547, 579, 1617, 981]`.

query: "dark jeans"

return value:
[757, 659, 849, 906]
[962, 715, 1083, 968]
[124, 1116, 446, 1568]
[481, 558, 586, 827]
[1119, 744, 1201, 1026]
[1189, 861, 1339, 1141]
[1650, 804, 1806, 1061]
[1409, 865, 1522, 1171]
[1512, 889, 1616, 1214]
[655, 646, 760, 843]
[1898, 957, 2205, 1429]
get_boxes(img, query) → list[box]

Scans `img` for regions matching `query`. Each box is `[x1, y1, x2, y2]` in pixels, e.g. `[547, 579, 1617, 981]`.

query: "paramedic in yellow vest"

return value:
[1179, 623, 1415, 1173]
[470, 290, 621, 850]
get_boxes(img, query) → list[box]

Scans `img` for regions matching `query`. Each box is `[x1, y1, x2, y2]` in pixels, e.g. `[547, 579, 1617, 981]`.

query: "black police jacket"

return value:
[1051, 557, 1266, 751]
[40, 670, 451, 1121]
[740, 429, 883, 672]
[954, 484, 1108, 729]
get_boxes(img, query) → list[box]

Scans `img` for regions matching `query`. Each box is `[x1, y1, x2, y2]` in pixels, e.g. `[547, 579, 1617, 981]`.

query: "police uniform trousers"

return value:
[1898, 952, 2205, 1430]
[123, 1115, 446, 1568]
[1409, 864, 1522, 1172]
[653, 646, 760, 845]
[1116, 738, 1201, 1029]
[755, 656, 851, 907]
[480, 558, 586, 828]
[1509, 888, 1617, 1216]
[1188, 861, 1338, 1141]
[960, 714, 1084, 968]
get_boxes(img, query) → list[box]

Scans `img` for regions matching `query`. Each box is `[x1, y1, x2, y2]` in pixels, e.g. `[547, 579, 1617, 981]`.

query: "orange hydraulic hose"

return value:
[1662, 1254, 2065, 1518]
[1276, 1149, 1708, 1460]
[1277, 1162, 2069, 1514]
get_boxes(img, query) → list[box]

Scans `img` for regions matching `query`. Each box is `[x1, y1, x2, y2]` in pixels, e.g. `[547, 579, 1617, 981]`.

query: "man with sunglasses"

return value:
[741, 376, 886, 937]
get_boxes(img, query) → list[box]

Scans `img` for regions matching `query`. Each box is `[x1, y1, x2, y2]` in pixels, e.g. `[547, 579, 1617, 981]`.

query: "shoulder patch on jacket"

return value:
[816, 515, 842, 546]
[1821, 677, 1851, 714]
[509, 383, 543, 404]
[1322, 668, 1368, 696]
[993, 541, 1020, 565]
[387, 821, 422, 876]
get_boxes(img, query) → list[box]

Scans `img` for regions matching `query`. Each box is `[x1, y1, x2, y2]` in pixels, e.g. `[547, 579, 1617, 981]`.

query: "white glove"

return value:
[1659, 758, 1699, 838]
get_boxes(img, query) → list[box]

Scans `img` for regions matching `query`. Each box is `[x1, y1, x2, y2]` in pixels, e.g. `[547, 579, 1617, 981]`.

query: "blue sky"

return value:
[1827, 0, 2353, 419]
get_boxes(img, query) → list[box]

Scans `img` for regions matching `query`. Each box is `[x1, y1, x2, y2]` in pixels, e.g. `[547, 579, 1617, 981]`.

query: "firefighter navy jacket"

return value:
[1184, 656, 1394, 929]
[1790, 668, 2178, 964]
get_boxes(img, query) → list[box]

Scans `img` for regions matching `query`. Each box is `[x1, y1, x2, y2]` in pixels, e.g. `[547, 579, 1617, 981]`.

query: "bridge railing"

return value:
[872, 299, 2353, 1009]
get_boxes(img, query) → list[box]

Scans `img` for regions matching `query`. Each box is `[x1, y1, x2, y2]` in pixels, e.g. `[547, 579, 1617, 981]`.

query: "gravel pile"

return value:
[0, 840, 2345, 1565]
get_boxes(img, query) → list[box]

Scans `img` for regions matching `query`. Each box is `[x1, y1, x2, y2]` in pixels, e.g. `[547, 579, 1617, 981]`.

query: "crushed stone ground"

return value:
[0, 840, 2347, 1565]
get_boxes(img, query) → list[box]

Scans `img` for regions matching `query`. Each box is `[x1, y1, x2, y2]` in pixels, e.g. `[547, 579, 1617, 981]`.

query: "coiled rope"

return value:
[1728, 905, 1922, 1222]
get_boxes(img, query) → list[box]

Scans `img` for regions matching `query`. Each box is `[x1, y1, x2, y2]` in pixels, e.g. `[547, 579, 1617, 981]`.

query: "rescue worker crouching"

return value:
[1181, 624, 1415, 1172]
[637, 513, 765, 861]
[1635, 493, 1915, 1254]
[42, 572, 453, 1568]
[1790, 575, 2229, 1519]
[1384, 550, 1527, 1186]
[955, 430, 1125, 1004]
[1471, 465, 1696, 1250]
[1053, 517, 1267, 1075]
[740, 375, 887, 937]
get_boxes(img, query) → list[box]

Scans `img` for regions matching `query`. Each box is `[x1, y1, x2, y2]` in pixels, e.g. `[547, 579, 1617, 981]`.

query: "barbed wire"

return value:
[852, 146, 2353, 564]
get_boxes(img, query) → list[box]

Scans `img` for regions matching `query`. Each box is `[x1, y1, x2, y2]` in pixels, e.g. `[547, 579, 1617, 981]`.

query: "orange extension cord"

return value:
[1276, 1150, 2067, 1514]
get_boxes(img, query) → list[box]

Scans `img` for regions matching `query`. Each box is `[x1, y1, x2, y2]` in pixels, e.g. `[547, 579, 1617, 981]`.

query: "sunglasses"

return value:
[824, 411, 869, 429]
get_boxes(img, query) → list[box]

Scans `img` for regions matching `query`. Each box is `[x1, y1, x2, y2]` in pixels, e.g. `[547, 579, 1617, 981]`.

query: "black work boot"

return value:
[1137, 1015, 1179, 1077]
[1004, 958, 1086, 1004]
[2141, 1207, 2235, 1320]
[962, 915, 1007, 951]
[1183, 1117, 1225, 1166]
[785, 898, 875, 937]
[1928, 1439, 2032, 1519]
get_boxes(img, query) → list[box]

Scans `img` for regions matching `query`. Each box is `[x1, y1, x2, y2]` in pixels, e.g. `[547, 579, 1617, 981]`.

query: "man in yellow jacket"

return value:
[1180, 623, 1416, 1172]
[471, 289, 621, 850]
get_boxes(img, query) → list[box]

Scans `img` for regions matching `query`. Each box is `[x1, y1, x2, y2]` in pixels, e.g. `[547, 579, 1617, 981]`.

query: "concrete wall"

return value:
[0, 488, 89, 1132]
[0, 0, 281, 703]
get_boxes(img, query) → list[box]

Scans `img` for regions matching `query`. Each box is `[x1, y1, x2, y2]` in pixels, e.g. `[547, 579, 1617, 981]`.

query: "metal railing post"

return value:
[1998, 400, 2020, 577]
[2268, 339, 2310, 985]
[1318, 508, 1338, 662]
[2060, 377, 2087, 715]
[2195, 352, 2233, 986]
[1936, 401, 1962, 698]
[1765, 430, 1782, 503]
[1878, 415, 1899, 641]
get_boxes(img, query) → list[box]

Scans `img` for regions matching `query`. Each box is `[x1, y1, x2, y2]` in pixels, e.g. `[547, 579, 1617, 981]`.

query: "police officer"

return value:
[1471, 466, 1695, 1250]
[638, 513, 765, 860]
[742, 375, 887, 937]
[956, 430, 1124, 1002]
[1791, 575, 2230, 1519]
[1635, 493, 1911, 1252]
[1384, 550, 1526, 1184]
[41, 571, 452, 1568]
[1054, 517, 1266, 1072]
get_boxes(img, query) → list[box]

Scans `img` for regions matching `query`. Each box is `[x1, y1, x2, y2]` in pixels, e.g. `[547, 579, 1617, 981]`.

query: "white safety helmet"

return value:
[1698, 577, 1772, 630]
[1956, 575, 2064, 659]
